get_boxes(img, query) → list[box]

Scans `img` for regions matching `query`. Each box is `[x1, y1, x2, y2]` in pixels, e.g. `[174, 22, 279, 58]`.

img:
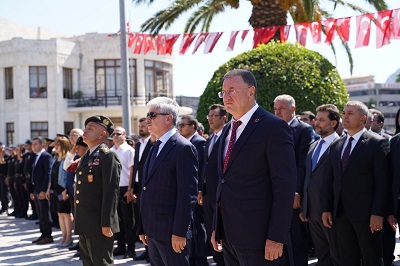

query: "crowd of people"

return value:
[1, 68, 400, 266]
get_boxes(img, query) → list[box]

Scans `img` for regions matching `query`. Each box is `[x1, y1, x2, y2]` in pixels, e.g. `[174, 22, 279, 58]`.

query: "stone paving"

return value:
[2, 209, 400, 265]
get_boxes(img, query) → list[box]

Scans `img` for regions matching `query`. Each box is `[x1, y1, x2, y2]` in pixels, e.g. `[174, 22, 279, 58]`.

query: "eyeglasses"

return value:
[218, 86, 251, 98]
[111, 132, 124, 137]
[147, 112, 169, 120]
[206, 114, 221, 119]
[178, 123, 191, 128]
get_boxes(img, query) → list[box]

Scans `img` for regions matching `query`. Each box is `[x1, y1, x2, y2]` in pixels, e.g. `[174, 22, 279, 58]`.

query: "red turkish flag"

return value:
[376, 10, 393, 48]
[241, 30, 249, 42]
[280, 25, 291, 43]
[324, 19, 337, 44]
[143, 34, 156, 55]
[392, 9, 400, 39]
[164, 34, 180, 55]
[204, 32, 223, 54]
[253, 26, 278, 48]
[355, 13, 374, 48]
[295, 23, 310, 46]
[309, 21, 321, 44]
[227, 31, 239, 51]
[133, 34, 144, 54]
[127, 33, 136, 48]
[337, 17, 351, 42]
[154, 34, 166, 55]
[179, 33, 198, 55]
[192, 33, 209, 54]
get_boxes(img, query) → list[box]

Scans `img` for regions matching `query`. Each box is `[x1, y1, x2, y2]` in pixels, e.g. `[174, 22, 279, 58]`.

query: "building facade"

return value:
[0, 20, 192, 145]
[344, 75, 400, 133]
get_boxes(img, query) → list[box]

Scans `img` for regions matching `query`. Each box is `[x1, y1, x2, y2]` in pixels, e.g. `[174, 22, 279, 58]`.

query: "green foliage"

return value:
[197, 41, 349, 133]
[396, 73, 400, 83]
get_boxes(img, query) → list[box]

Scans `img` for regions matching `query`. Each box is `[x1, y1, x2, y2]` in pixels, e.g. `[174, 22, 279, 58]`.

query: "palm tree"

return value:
[132, 0, 388, 73]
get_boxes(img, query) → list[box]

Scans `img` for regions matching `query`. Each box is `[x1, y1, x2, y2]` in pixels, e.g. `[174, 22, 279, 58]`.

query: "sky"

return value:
[1, 0, 400, 97]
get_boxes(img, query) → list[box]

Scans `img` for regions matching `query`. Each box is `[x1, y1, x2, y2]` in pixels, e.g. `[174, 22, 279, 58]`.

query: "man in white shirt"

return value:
[111, 126, 136, 259]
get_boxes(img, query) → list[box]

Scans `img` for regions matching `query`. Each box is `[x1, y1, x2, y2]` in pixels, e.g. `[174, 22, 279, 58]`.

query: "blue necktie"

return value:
[311, 139, 325, 171]
[148, 140, 162, 174]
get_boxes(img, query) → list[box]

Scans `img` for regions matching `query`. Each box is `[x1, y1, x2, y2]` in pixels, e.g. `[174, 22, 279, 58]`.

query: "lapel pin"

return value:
[255, 118, 259, 122]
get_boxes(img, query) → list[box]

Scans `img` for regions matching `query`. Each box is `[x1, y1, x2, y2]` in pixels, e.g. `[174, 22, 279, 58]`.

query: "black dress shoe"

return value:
[36, 236, 54, 244]
[27, 215, 38, 220]
[69, 243, 80, 251]
[134, 250, 149, 260]
[73, 251, 81, 258]
[123, 250, 136, 259]
[7, 211, 15, 217]
[0, 208, 7, 214]
[113, 247, 127, 256]
[32, 236, 43, 243]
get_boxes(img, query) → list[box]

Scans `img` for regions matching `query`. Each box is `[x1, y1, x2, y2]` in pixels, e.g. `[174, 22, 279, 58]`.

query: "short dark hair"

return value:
[223, 69, 257, 100]
[139, 117, 147, 123]
[316, 104, 340, 130]
[32, 136, 46, 145]
[208, 104, 227, 117]
[181, 115, 198, 131]
[300, 111, 316, 120]
[369, 109, 384, 123]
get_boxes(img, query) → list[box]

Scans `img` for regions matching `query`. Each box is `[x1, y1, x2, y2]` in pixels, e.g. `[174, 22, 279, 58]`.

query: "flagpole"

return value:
[119, 0, 132, 134]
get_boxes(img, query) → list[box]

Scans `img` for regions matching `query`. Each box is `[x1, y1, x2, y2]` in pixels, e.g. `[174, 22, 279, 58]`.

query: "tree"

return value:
[396, 73, 400, 83]
[196, 41, 349, 133]
[132, 0, 388, 74]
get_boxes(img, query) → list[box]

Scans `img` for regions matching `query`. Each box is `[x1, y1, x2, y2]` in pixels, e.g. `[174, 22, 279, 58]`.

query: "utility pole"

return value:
[119, 0, 132, 134]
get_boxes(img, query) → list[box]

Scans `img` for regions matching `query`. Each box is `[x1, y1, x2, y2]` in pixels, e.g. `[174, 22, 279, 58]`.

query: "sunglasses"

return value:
[146, 112, 169, 120]
[111, 132, 124, 137]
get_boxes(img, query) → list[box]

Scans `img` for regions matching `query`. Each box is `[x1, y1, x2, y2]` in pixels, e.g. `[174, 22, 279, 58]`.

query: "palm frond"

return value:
[184, 1, 226, 33]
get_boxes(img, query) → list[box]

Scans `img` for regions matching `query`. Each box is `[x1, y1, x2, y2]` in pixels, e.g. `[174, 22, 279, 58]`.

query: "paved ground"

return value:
[2, 208, 400, 265]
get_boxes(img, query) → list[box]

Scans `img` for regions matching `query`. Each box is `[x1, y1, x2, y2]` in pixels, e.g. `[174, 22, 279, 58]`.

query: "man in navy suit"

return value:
[198, 104, 227, 266]
[211, 69, 296, 265]
[322, 101, 390, 265]
[300, 104, 341, 265]
[274, 94, 314, 266]
[179, 114, 208, 266]
[138, 97, 198, 266]
[30, 136, 54, 244]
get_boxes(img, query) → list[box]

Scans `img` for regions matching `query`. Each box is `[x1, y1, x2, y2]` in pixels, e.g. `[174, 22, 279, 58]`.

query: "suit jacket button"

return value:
[78, 181, 81, 184]
[143, 187, 146, 191]
[76, 190, 79, 194]
[79, 171, 82, 175]
[76, 200, 79, 204]
[222, 179, 225, 183]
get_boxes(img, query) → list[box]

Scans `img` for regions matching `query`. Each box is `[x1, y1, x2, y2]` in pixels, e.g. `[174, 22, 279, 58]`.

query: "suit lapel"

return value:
[307, 141, 318, 172]
[334, 136, 347, 175]
[224, 107, 264, 175]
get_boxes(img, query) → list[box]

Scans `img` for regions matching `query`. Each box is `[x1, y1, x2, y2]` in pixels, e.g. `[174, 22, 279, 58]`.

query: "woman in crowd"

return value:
[46, 136, 72, 247]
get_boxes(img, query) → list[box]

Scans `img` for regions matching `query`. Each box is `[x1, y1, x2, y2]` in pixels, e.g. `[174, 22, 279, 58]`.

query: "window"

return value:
[6, 123, 14, 146]
[63, 68, 73, 99]
[29, 66, 47, 98]
[144, 60, 173, 100]
[31, 122, 48, 138]
[64, 122, 74, 135]
[95, 59, 137, 98]
[5, 68, 13, 99]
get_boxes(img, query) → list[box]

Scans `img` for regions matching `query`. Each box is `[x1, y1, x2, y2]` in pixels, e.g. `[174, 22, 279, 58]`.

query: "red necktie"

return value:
[223, 120, 242, 173]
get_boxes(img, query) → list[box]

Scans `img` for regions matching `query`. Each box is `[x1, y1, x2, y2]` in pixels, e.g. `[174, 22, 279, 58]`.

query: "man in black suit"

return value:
[132, 117, 153, 262]
[198, 104, 227, 266]
[211, 69, 296, 265]
[322, 101, 390, 266]
[274, 94, 314, 266]
[138, 97, 198, 266]
[389, 132, 400, 264]
[75, 115, 121, 266]
[30, 136, 54, 244]
[179, 114, 208, 266]
[300, 104, 341, 265]
[369, 109, 392, 141]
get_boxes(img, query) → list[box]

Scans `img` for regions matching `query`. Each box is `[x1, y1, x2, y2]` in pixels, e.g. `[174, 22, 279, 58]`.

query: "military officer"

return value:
[75, 115, 121, 266]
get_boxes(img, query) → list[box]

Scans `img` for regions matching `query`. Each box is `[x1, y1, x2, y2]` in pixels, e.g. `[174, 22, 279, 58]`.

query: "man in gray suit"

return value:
[300, 104, 341, 265]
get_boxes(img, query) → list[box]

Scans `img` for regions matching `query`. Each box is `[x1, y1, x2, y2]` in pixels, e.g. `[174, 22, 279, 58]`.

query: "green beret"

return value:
[85, 115, 114, 135]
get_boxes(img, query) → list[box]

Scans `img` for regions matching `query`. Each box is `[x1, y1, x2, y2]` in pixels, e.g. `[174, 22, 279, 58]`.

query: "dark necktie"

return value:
[341, 137, 354, 171]
[223, 120, 242, 173]
[208, 134, 217, 157]
[148, 140, 162, 174]
[311, 139, 325, 171]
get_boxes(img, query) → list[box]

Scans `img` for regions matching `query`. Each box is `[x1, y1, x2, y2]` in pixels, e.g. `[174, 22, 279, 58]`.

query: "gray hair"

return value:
[345, 101, 369, 117]
[147, 97, 180, 124]
[274, 94, 296, 107]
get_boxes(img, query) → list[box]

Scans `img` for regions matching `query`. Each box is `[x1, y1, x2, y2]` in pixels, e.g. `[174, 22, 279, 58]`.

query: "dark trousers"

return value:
[189, 203, 209, 266]
[116, 186, 135, 251]
[34, 193, 52, 237]
[79, 234, 114, 266]
[148, 237, 190, 266]
[0, 174, 9, 211]
[335, 214, 383, 266]
[9, 177, 20, 213]
[26, 177, 37, 217]
[203, 193, 224, 265]
[15, 176, 28, 216]
[290, 208, 308, 266]
[222, 238, 290, 266]
[308, 216, 340, 266]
